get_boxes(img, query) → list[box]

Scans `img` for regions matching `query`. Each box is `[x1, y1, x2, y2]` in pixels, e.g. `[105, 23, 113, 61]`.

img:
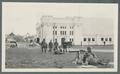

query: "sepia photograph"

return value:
[2, 2, 118, 72]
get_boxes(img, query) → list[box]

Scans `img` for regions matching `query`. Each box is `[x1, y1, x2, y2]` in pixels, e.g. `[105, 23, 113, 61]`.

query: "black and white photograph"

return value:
[2, 2, 118, 72]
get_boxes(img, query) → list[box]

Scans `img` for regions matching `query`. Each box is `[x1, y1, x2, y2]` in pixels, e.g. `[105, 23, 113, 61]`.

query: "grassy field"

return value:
[71, 45, 113, 50]
[5, 45, 114, 68]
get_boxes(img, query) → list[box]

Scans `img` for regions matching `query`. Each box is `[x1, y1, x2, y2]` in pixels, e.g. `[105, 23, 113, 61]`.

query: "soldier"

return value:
[84, 47, 110, 66]
[63, 42, 67, 53]
[36, 37, 40, 44]
[72, 50, 85, 65]
[84, 47, 98, 65]
[41, 39, 47, 53]
[54, 39, 59, 54]
[49, 40, 53, 52]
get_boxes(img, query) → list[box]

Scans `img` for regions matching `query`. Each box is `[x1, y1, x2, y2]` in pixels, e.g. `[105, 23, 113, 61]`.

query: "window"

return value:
[65, 26, 66, 29]
[61, 26, 62, 29]
[105, 38, 108, 41]
[92, 38, 95, 41]
[60, 31, 62, 35]
[72, 38, 74, 42]
[72, 31, 74, 35]
[55, 31, 57, 35]
[53, 26, 57, 29]
[84, 38, 86, 41]
[70, 38, 73, 42]
[70, 31, 73, 35]
[70, 26, 73, 29]
[88, 38, 91, 41]
[109, 38, 112, 41]
[62, 31, 64, 35]
[70, 31, 71, 35]
[53, 26, 55, 29]
[65, 31, 66, 35]
[60, 31, 66, 35]
[101, 38, 104, 41]
[53, 31, 54, 35]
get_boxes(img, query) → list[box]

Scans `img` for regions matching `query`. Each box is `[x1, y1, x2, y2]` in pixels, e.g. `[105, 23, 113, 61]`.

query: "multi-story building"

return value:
[36, 16, 114, 45]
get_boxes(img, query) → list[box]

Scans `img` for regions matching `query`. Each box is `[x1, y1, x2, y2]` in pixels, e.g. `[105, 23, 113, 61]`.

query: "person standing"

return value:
[41, 39, 47, 53]
[63, 42, 67, 53]
[54, 39, 59, 53]
[49, 40, 53, 52]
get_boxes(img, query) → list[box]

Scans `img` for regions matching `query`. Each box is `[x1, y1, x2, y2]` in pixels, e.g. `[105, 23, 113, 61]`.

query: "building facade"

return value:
[81, 34, 113, 45]
[36, 16, 114, 45]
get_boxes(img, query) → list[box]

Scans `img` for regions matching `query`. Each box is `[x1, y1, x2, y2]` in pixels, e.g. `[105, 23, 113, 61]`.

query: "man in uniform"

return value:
[41, 39, 47, 53]
[54, 39, 59, 54]
[49, 40, 53, 52]
[84, 47, 98, 65]
[63, 42, 67, 53]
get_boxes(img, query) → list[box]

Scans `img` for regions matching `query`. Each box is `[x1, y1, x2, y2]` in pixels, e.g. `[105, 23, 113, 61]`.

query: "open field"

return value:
[5, 45, 114, 68]
[71, 45, 113, 50]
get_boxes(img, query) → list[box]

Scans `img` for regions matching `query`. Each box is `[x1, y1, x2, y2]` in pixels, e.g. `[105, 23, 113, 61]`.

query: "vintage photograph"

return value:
[2, 2, 118, 72]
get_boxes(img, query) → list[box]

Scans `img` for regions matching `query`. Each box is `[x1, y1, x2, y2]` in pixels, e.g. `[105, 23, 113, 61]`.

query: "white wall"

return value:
[37, 16, 114, 45]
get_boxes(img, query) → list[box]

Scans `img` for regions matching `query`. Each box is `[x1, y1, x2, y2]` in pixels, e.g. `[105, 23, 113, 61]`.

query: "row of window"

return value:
[83, 37, 112, 42]
[70, 26, 74, 29]
[83, 38, 95, 42]
[53, 31, 57, 35]
[53, 26, 74, 29]
[60, 26, 66, 29]
[101, 38, 112, 41]
[70, 38, 74, 42]
[60, 31, 66, 35]
[70, 31, 74, 35]
[53, 31, 74, 35]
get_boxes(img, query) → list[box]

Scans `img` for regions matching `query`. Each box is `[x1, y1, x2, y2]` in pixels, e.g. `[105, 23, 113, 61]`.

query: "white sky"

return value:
[2, 2, 118, 35]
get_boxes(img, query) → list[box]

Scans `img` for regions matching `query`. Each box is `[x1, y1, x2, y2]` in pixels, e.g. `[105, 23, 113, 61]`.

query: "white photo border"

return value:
[1, 2, 118, 72]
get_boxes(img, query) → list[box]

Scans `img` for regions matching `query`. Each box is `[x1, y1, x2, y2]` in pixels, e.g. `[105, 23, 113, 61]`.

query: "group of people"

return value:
[73, 47, 109, 66]
[35, 38, 110, 66]
[41, 39, 60, 53]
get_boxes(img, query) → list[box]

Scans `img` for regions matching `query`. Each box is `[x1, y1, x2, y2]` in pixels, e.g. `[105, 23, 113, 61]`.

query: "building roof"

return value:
[41, 15, 82, 24]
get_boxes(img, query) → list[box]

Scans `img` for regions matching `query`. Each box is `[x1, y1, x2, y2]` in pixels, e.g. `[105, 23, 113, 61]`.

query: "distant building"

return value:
[6, 33, 25, 42]
[36, 16, 114, 45]
[24, 33, 35, 42]
[6, 32, 16, 42]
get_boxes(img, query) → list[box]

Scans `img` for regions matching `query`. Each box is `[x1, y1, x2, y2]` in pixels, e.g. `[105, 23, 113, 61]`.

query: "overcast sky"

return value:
[2, 2, 118, 35]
